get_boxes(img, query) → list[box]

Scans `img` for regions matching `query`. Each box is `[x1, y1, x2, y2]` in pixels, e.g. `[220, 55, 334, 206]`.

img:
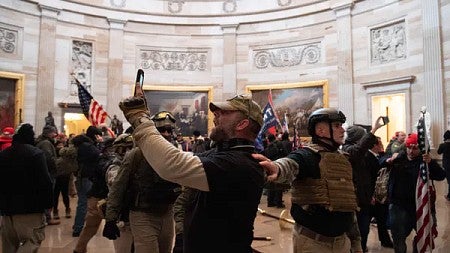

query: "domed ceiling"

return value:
[72, 0, 317, 16]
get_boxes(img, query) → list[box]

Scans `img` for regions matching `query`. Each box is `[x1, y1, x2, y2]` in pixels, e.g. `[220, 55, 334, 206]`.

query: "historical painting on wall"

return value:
[0, 77, 16, 129]
[246, 80, 328, 137]
[143, 86, 213, 136]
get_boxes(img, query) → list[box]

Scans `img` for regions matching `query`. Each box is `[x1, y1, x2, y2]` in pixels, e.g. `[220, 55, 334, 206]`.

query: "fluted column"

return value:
[107, 18, 126, 120]
[36, 4, 59, 132]
[421, 0, 444, 149]
[332, 1, 354, 124]
[221, 24, 238, 98]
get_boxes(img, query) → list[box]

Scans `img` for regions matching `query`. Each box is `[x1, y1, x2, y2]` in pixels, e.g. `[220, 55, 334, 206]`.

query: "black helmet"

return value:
[307, 108, 346, 136]
[151, 111, 176, 128]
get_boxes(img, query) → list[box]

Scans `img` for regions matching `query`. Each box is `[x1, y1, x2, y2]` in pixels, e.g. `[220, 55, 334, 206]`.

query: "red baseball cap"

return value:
[2, 127, 14, 135]
[405, 133, 418, 148]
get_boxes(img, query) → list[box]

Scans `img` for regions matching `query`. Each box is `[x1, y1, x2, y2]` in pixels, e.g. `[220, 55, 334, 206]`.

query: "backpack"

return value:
[373, 167, 390, 204]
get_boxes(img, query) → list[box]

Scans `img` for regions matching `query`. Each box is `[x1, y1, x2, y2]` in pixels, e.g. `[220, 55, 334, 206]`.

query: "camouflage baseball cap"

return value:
[209, 94, 263, 127]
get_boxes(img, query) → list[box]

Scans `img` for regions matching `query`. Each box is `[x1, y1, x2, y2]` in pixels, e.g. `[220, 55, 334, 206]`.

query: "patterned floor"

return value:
[1, 181, 450, 253]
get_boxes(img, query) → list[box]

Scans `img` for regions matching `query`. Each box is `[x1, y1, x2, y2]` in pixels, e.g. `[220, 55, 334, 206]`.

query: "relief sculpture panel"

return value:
[370, 21, 406, 64]
[0, 27, 17, 54]
[71, 40, 93, 95]
[253, 43, 321, 69]
[139, 47, 208, 72]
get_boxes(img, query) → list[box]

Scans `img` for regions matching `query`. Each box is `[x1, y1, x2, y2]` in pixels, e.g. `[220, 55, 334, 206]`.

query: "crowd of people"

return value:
[1, 93, 449, 253]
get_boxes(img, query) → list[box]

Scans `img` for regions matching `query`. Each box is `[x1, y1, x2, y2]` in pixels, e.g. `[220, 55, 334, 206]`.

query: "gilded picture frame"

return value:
[246, 80, 328, 137]
[142, 85, 213, 136]
[0, 71, 24, 129]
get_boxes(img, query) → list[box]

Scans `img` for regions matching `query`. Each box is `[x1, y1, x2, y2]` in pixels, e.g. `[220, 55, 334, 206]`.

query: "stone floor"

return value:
[2, 181, 450, 253]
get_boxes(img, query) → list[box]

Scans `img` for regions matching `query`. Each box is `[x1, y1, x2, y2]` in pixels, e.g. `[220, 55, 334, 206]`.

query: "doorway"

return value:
[63, 112, 91, 136]
[371, 93, 406, 147]
[0, 71, 24, 129]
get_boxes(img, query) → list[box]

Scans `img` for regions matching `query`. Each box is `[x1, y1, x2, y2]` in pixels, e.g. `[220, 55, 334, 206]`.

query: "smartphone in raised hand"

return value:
[381, 116, 390, 126]
[134, 69, 144, 97]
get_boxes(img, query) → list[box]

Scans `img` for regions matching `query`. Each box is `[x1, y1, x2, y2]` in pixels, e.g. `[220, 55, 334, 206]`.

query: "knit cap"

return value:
[346, 125, 366, 143]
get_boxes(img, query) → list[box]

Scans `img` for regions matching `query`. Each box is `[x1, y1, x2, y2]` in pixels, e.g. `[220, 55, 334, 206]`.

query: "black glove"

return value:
[103, 220, 120, 240]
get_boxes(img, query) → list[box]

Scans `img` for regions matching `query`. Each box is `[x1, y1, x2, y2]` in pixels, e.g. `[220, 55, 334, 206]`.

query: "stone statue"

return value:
[45, 111, 58, 133]
[110, 115, 123, 135]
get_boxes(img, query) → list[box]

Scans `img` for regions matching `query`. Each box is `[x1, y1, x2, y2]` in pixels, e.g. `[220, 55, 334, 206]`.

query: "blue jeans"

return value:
[389, 204, 415, 253]
[73, 177, 92, 233]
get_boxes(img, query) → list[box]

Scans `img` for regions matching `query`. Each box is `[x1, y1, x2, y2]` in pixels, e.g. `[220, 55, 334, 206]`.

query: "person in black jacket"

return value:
[388, 133, 445, 253]
[437, 130, 450, 201]
[73, 137, 115, 253]
[71, 126, 102, 237]
[341, 122, 384, 252]
[0, 123, 53, 253]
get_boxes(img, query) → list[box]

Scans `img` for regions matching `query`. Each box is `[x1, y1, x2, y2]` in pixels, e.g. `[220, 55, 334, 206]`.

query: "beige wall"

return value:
[0, 0, 448, 147]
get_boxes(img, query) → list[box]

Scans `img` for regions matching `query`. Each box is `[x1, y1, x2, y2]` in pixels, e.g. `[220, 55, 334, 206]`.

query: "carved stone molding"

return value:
[168, 0, 184, 14]
[139, 47, 209, 71]
[71, 40, 93, 95]
[361, 75, 415, 89]
[0, 26, 18, 54]
[277, 0, 292, 7]
[253, 43, 321, 69]
[110, 0, 126, 8]
[223, 0, 237, 13]
[370, 20, 406, 64]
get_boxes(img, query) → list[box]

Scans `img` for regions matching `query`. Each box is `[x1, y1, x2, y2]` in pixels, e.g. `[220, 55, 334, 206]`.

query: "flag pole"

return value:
[418, 110, 433, 253]
[71, 74, 112, 120]
[422, 111, 433, 253]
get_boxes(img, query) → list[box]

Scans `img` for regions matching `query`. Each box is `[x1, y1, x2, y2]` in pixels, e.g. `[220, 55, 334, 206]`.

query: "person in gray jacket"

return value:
[103, 111, 181, 253]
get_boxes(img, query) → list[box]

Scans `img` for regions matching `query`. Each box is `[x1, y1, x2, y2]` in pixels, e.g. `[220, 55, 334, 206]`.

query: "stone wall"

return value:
[0, 0, 448, 146]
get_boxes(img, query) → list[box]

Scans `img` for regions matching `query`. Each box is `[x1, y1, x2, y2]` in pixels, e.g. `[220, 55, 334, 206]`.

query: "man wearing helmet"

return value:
[119, 94, 264, 253]
[253, 108, 372, 253]
[103, 111, 182, 253]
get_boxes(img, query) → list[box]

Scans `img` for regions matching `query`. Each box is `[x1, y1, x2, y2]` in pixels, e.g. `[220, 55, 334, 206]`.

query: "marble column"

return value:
[107, 18, 126, 121]
[421, 0, 444, 149]
[332, 1, 354, 124]
[36, 4, 59, 132]
[221, 24, 238, 99]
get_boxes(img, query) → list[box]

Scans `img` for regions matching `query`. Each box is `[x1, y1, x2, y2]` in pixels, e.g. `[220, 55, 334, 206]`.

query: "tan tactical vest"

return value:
[291, 144, 359, 212]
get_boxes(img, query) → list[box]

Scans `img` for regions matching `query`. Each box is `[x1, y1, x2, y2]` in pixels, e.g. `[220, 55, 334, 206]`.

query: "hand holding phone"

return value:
[134, 69, 145, 98]
[381, 116, 390, 126]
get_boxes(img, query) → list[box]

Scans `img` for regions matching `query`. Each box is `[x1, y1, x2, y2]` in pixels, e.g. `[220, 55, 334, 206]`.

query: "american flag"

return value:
[415, 114, 436, 253]
[76, 80, 108, 128]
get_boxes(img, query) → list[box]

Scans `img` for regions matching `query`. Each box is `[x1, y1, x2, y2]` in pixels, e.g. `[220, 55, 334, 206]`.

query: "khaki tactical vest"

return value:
[291, 144, 359, 212]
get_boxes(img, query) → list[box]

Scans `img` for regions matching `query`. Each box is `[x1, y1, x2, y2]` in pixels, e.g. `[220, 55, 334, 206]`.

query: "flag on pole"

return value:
[77, 82, 108, 127]
[255, 103, 278, 152]
[292, 123, 299, 150]
[415, 114, 436, 253]
[282, 112, 289, 133]
[268, 89, 282, 130]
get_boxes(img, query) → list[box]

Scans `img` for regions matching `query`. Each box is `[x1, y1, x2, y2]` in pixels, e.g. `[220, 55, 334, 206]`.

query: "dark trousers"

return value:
[389, 203, 417, 253]
[267, 189, 283, 207]
[357, 207, 371, 250]
[53, 175, 70, 212]
[371, 203, 392, 244]
[446, 169, 450, 198]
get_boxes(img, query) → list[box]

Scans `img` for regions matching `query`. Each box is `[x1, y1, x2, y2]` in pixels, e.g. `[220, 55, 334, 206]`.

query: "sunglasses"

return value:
[153, 111, 176, 122]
